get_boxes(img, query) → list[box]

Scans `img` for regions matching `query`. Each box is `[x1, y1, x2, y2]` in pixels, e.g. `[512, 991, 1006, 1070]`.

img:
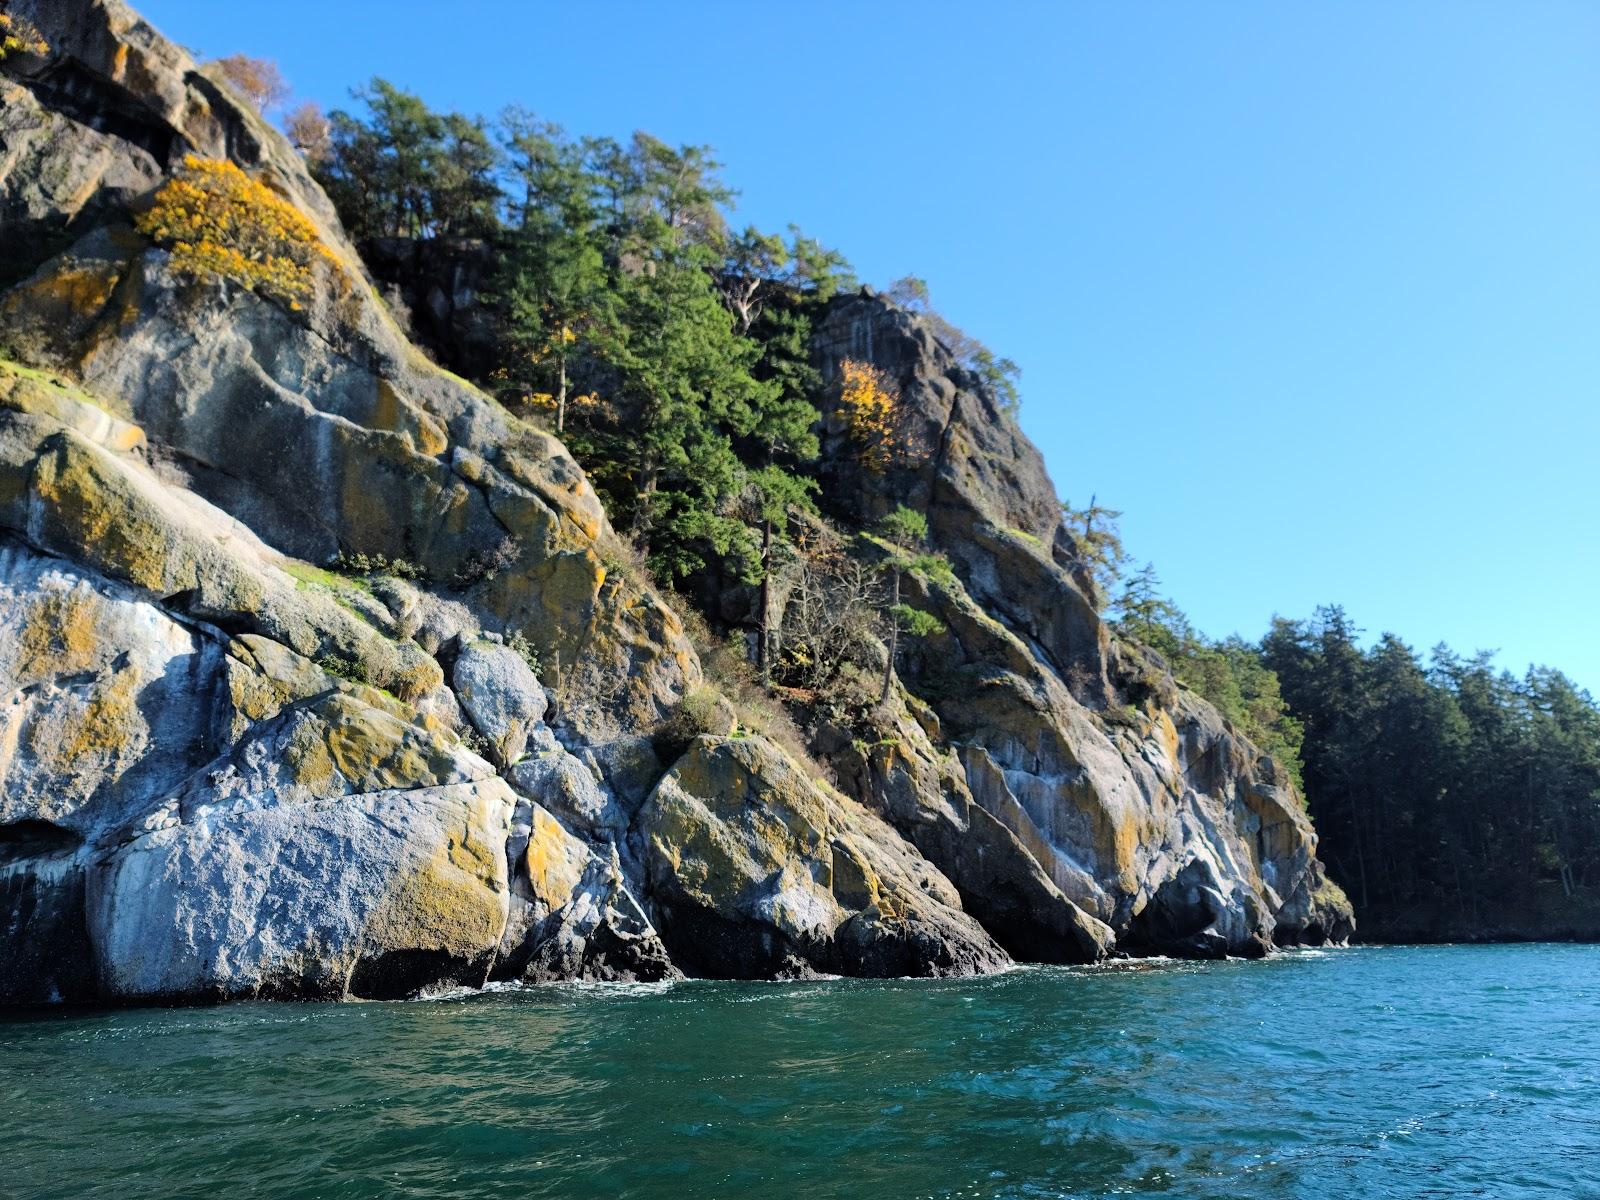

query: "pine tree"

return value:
[1060, 495, 1126, 609]
[494, 111, 609, 431]
[874, 506, 948, 704]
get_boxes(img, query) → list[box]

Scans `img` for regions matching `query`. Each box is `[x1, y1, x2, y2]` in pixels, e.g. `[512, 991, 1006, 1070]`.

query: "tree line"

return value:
[1263, 608, 1600, 923]
[1063, 501, 1600, 925]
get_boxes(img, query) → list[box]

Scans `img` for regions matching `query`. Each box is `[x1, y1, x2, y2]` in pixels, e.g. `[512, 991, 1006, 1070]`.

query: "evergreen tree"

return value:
[1060, 495, 1126, 609]
[318, 79, 499, 240]
[874, 506, 948, 704]
[493, 111, 609, 431]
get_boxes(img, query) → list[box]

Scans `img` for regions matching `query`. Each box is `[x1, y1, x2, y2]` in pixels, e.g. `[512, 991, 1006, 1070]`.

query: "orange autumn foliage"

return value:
[209, 54, 289, 112]
[839, 358, 904, 471]
[0, 13, 48, 59]
[135, 156, 338, 308]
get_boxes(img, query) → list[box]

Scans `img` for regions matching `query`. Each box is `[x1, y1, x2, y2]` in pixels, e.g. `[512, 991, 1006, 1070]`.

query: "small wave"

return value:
[404, 977, 681, 1003]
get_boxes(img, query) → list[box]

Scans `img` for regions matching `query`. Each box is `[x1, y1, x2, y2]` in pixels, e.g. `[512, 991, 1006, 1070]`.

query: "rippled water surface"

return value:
[3, 945, 1598, 1198]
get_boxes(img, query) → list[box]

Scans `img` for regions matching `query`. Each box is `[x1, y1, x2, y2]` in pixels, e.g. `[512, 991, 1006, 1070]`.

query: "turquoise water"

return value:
[2, 945, 1597, 1199]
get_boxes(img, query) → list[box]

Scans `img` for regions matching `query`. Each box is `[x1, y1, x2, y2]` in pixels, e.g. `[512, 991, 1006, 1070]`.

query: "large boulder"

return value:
[452, 638, 547, 766]
[640, 736, 1009, 978]
[92, 779, 517, 1001]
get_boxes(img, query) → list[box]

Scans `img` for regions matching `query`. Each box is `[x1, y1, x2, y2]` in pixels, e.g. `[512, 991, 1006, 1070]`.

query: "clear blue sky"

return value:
[140, 0, 1600, 692]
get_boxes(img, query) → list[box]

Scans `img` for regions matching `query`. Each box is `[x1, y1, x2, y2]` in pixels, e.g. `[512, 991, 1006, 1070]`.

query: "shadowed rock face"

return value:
[0, 0, 1347, 1006]
[640, 736, 1006, 979]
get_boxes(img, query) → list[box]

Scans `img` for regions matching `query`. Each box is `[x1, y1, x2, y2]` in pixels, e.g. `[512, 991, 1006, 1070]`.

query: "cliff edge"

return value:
[0, 0, 1348, 1005]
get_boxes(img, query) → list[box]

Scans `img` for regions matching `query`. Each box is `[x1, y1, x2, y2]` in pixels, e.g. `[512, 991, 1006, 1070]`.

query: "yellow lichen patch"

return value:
[368, 789, 509, 951]
[21, 667, 145, 804]
[21, 261, 124, 328]
[524, 806, 587, 911]
[231, 634, 327, 697]
[387, 655, 441, 704]
[280, 719, 339, 794]
[534, 551, 606, 627]
[134, 156, 339, 308]
[1154, 710, 1181, 770]
[31, 435, 173, 590]
[52, 669, 142, 771]
[331, 439, 461, 571]
[0, 361, 144, 452]
[563, 506, 602, 544]
[370, 380, 448, 457]
[15, 588, 102, 683]
[830, 840, 884, 911]
[223, 658, 293, 735]
[318, 694, 456, 794]
[0, 13, 47, 59]
[341, 681, 412, 722]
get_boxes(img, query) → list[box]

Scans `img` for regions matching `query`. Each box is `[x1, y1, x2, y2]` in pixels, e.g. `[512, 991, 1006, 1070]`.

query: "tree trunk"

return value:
[880, 566, 900, 705]
[556, 352, 568, 433]
[631, 459, 657, 557]
[758, 517, 772, 682]
[1350, 795, 1371, 913]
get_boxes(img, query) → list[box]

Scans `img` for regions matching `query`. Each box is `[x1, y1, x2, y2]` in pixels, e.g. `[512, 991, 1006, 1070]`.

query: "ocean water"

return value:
[1, 945, 1596, 1199]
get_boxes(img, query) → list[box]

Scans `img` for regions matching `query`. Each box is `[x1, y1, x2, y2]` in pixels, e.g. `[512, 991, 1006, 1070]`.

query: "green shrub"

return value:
[316, 653, 369, 685]
[333, 550, 426, 580]
[505, 628, 541, 675]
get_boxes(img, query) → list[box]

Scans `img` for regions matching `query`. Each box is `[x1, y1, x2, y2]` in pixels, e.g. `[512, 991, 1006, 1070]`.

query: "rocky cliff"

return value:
[0, 0, 1349, 1006]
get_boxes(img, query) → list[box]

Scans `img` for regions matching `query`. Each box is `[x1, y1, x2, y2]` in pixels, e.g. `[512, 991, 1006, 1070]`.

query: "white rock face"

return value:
[90, 782, 516, 1000]
[0, 544, 229, 833]
[452, 640, 547, 766]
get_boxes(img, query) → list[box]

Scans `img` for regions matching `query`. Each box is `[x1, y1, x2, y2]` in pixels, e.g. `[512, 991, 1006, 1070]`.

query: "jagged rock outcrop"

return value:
[809, 294, 1354, 955]
[0, 0, 1348, 1006]
[640, 736, 1007, 978]
[820, 696, 1115, 964]
[0, 0, 1008, 1002]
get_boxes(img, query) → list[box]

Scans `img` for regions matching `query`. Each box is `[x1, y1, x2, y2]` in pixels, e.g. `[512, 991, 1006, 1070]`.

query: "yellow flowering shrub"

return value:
[0, 13, 48, 59]
[838, 358, 902, 471]
[134, 156, 338, 308]
[517, 388, 604, 419]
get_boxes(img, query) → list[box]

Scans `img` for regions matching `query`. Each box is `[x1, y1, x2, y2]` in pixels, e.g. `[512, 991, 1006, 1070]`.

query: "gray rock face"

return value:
[823, 699, 1114, 964]
[0, 0, 1350, 1007]
[499, 800, 676, 983]
[452, 639, 548, 766]
[508, 753, 628, 841]
[808, 294, 1353, 957]
[640, 736, 1008, 979]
